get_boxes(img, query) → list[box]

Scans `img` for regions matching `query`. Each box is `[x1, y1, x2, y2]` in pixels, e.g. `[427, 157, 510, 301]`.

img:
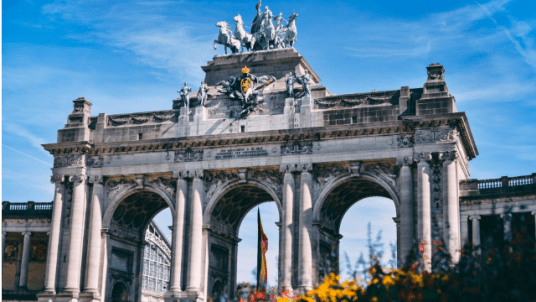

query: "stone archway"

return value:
[104, 186, 175, 302]
[313, 174, 400, 281]
[205, 179, 282, 301]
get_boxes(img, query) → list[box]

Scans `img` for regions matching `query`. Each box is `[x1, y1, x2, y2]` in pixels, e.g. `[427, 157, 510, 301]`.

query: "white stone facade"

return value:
[28, 49, 480, 302]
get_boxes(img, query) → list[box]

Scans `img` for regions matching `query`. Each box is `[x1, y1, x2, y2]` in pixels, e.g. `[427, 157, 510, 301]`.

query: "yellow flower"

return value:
[372, 278, 379, 284]
[382, 275, 395, 288]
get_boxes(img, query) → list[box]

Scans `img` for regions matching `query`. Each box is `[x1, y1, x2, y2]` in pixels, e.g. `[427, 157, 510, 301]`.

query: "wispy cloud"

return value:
[42, 0, 214, 81]
[3, 145, 53, 167]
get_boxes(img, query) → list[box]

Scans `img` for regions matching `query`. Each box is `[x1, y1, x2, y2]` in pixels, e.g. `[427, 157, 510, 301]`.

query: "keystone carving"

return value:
[281, 141, 313, 156]
[174, 148, 203, 163]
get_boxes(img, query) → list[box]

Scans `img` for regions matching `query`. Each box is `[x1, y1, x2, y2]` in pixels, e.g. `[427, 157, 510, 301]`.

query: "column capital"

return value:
[88, 175, 104, 184]
[469, 215, 481, 220]
[3, 231, 7, 236]
[173, 170, 203, 179]
[396, 157, 414, 166]
[21, 231, 32, 236]
[392, 217, 400, 224]
[414, 152, 432, 163]
[50, 175, 65, 184]
[101, 228, 110, 237]
[440, 151, 458, 163]
[69, 174, 87, 184]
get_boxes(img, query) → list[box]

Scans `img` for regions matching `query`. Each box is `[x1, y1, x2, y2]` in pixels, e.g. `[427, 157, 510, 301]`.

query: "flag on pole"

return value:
[256, 208, 268, 292]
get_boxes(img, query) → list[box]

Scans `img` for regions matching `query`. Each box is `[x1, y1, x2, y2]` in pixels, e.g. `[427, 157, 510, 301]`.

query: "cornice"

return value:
[42, 113, 476, 160]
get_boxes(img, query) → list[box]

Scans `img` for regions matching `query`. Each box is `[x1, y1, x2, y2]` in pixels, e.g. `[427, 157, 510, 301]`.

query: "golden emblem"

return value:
[242, 66, 250, 74]
[241, 78, 253, 93]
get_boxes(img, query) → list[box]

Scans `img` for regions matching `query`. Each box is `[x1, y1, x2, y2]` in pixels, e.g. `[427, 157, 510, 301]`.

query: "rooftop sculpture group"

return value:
[214, 0, 298, 54]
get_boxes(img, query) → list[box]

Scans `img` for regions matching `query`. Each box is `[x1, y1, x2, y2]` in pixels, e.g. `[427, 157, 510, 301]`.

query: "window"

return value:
[241, 125, 245, 132]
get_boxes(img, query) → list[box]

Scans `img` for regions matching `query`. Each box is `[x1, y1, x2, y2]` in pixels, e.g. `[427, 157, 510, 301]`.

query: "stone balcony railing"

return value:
[2, 201, 53, 219]
[460, 173, 536, 197]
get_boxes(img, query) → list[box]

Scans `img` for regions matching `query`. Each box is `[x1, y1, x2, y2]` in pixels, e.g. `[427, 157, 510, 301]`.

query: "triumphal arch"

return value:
[37, 5, 477, 302]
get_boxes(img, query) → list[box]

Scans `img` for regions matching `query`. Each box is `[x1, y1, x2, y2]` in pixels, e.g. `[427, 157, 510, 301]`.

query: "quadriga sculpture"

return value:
[214, 21, 241, 54]
[233, 14, 256, 53]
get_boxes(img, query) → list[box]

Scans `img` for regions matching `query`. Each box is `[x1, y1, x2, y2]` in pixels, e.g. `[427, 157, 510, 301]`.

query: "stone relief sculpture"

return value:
[54, 154, 84, 168]
[178, 82, 193, 110]
[215, 0, 298, 53]
[214, 21, 241, 54]
[297, 70, 312, 96]
[415, 127, 458, 144]
[215, 66, 275, 117]
[198, 81, 209, 106]
[285, 72, 296, 98]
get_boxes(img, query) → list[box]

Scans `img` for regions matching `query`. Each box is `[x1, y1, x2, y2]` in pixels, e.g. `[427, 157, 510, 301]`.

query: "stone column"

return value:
[44, 175, 65, 293]
[460, 215, 469, 247]
[416, 153, 432, 272]
[19, 231, 32, 287]
[64, 174, 88, 293]
[470, 215, 481, 251]
[280, 165, 295, 292]
[441, 151, 460, 263]
[84, 176, 104, 295]
[396, 157, 414, 267]
[501, 213, 512, 242]
[170, 172, 188, 294]
[298, 164, 313, 293]
[187, 171, 204, 293]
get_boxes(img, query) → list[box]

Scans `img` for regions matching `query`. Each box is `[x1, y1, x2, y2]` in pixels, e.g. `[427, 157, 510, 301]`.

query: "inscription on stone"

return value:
[214, 147, 268, 160]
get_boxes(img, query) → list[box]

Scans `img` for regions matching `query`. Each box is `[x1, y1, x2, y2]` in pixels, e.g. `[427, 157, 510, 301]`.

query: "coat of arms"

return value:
[215, 66, 276, 117]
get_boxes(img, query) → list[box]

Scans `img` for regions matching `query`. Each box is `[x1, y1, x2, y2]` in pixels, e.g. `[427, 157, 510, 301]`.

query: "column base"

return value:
[79, 291, 101, 302]
[164, 290, 202, 302]
[297, 286, 312, 295]
[38, 291, 80, 302]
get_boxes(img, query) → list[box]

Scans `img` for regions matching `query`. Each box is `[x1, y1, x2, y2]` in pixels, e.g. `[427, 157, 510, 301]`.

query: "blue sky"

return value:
[2, 0, 536, 285]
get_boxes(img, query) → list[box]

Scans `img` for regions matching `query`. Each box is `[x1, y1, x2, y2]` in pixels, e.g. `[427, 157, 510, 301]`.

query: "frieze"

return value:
[86, 155, 111, 168]
[54, 154, 84, 168]
[107, 112, 177, 126]
[415, 127, 458, 144]
[281, 140, 313, 156]
[174, 148, 203, 163]
[314, 93, 395, 109]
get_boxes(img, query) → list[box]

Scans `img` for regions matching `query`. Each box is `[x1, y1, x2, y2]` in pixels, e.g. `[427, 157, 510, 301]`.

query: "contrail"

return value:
[3, 145, 53, 167]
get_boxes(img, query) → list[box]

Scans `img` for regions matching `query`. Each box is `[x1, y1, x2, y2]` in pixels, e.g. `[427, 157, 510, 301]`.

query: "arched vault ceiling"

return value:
[211, 184, 273, 232]
[320, 178, 391, 232]
[112, 191, 168, 231]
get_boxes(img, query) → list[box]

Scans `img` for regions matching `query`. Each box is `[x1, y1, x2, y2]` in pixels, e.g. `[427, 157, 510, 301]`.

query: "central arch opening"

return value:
[208, 182, 281, 301]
